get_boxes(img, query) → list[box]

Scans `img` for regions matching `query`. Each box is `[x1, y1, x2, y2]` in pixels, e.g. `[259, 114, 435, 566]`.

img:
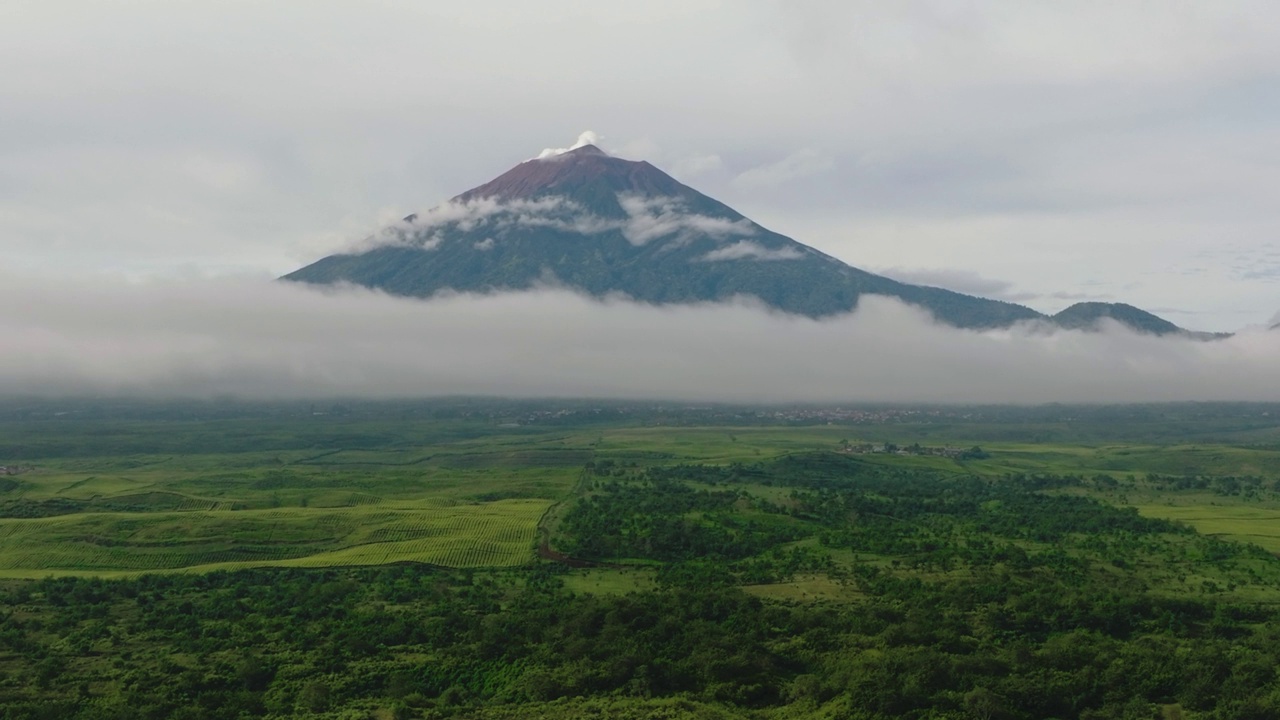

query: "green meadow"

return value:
[2, 402, 1279, 579]
[1131, 502, 1280, 554]
[0, 414, 587, 577]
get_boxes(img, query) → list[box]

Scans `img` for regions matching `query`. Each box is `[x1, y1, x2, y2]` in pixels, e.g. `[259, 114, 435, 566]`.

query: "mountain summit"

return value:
[453, 144, 737, 222]
[284, 136, 1184, 333]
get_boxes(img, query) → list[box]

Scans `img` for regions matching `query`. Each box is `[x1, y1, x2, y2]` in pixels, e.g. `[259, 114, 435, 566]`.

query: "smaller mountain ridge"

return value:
[1051, 302, 1181, 335]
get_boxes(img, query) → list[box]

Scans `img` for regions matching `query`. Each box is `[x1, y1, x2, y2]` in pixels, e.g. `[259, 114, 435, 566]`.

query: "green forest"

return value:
[3, 400, 1280, 719]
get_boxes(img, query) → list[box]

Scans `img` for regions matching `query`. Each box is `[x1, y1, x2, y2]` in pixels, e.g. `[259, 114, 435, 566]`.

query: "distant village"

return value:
[0, 465, 33, 476]
[498, 405, 976, 427]
[839, 442, 989, 460]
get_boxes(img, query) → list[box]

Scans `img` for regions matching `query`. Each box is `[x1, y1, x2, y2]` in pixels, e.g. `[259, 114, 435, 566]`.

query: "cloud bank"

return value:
[3, 275, 1278, 403]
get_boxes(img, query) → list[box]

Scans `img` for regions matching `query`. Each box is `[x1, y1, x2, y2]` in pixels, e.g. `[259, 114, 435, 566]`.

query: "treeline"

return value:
[560, 453, 1188, 574]
[1144, 473, 1279, 496]
[560, 475, 809, 564]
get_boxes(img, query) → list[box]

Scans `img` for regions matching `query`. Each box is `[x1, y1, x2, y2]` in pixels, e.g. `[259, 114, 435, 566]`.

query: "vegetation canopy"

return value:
[2, 399, 1280, 718]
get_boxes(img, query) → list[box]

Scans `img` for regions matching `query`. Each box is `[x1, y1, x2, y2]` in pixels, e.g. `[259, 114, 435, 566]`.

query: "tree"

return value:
[297, 680, 332, 712]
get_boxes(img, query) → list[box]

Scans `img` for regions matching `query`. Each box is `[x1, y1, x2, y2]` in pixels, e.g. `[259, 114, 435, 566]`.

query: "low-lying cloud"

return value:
[344, 195, 760, 255]
[4, 275, 1279, 403]
[617, 195, 757, 247]
[349, 197, 587, 252]
[876, 267, 1040, 303]
[701, 241, 804, 262]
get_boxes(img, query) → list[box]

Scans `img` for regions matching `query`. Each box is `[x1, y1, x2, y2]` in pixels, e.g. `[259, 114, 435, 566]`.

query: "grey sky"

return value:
[4, 1, 1279, 333]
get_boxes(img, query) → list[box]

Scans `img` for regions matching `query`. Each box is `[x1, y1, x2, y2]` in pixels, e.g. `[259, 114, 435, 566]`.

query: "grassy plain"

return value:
[1124, 498, 1280, 553]
[0, 500, 548, 578]
[558, 567, 656, 595]
[1135, 505, 1280, 553]
[3, 401, 1280, 580]
[0, 413, 587, 577]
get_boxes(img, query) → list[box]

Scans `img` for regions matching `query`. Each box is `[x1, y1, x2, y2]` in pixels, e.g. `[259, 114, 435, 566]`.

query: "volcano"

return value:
[284, 137, 1183, 333]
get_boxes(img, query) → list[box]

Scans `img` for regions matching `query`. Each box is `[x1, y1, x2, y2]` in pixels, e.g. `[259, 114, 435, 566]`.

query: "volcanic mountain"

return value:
[284, 141, 1183, 333]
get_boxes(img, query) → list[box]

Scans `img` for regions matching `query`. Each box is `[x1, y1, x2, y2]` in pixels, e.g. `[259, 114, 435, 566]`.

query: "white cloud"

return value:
[419, 232, 444, 251]
[534, 130, 604, 160]
[502, 206, 620, 236]
[3, 275, 1279, 403]
[700, 241, 803, 262]
[876, 267, 1038, 302]
[346, 196, 578, 252]
[618, 195, 756, 246]
[341, 193, 763, 254]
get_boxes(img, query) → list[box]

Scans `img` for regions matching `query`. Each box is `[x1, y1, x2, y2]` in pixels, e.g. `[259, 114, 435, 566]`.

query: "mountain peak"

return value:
[532, 131, 608, 160]
[551, 143, 609, 159]
[453, 138, 702, 215]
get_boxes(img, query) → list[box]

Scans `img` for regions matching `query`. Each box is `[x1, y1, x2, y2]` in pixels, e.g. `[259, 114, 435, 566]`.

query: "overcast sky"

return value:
[3, 1, 1278, 338]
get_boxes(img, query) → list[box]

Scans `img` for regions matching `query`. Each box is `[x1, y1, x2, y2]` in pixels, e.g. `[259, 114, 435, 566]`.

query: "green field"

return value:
[4, 404, 1280, 579]
[0, 415, 592, 576]
[1133, 504, 1280, 553]
[0, 500, 548, 578]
